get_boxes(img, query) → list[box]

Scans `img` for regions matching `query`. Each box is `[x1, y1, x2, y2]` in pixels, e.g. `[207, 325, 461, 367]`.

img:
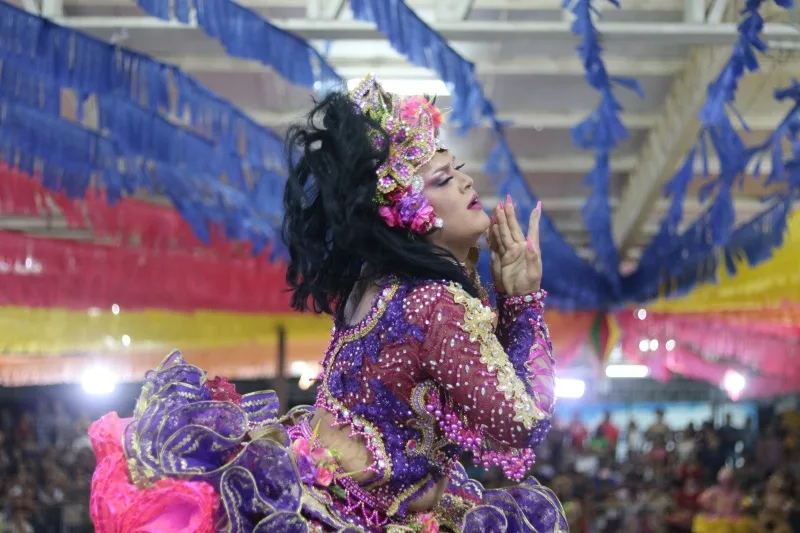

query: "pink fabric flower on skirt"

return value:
[89, 412, 218, 533]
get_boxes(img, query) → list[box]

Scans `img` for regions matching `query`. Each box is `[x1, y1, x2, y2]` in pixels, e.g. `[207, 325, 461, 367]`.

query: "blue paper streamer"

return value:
[133, 0, 343, 91]
[0, 2, 294, 258]
[563, 0, 644, 294]
[625, 0, 796, 302]
[349, 0, 614, 310]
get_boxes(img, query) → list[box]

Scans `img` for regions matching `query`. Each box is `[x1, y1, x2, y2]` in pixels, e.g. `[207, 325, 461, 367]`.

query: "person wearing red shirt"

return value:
[597, 411, 620, 452]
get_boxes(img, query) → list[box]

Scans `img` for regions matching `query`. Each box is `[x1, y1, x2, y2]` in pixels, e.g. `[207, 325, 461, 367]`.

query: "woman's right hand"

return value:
[487, 197, 543, 296]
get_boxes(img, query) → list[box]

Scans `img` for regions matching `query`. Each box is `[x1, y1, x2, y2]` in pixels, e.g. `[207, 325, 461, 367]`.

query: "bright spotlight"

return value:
[722, 370, 746, 400]
[290, 361, 310, 377]
[605, 364, 649, 379]
[121, 335, 131, 347]
[639, 339, 650, 352]
[636, 309, 647, 320]
[555, 378, 585, 399]
[298, 362, 323, 391]
[111, 303, 120, 315]
[665, 339, 676, 351]
[649, 339, 659, 351]
[82, 366, 118, 396]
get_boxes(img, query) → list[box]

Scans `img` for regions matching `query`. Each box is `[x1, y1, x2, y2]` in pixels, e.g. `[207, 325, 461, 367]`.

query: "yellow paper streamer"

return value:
[0, 308, 333, 354]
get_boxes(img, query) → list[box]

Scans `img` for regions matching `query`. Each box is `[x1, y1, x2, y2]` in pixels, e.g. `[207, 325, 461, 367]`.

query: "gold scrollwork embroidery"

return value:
[445, 283, 547, 430]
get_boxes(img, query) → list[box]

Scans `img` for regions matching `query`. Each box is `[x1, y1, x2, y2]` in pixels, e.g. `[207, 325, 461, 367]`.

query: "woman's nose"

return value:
[459, 172, 474, 191]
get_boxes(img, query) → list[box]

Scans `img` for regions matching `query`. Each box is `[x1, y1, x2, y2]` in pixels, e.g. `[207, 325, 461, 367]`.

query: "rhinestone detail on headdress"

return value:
[349, 74, 446, 233]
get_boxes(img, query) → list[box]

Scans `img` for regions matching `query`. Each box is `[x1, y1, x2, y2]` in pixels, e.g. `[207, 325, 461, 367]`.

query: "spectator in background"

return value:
[740, 416, 758, 453]
[676, 423, 697, 465]
[597, 411, 621, 455]
[569, 411, 589, 451]
[757, 425, 784, 477]
[626, 420, 645, 459]
[717, 413, 739, 466]
[698, 424, 726, 484]
[646, 409, 671, 464]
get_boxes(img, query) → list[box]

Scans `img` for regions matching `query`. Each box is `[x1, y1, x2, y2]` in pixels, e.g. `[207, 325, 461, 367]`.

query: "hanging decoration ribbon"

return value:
[626, 0, 797, 302]
[132, 0, 342, 91]
[564, 0, 643, 294]
[349, 0, 615, 310]
[0, 3, 301, 258]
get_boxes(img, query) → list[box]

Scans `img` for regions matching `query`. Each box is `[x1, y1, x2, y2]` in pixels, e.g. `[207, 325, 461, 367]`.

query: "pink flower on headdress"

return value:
[386, 186, 407, 203]
[399, 96, 443, 130]
[411, 205, 435, 234]
[400, 96, 426, 125]
[378, 206, 402, 228]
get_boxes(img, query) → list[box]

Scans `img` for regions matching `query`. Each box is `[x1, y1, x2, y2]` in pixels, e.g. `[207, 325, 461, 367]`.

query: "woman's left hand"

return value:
[486, 196, 542, 296]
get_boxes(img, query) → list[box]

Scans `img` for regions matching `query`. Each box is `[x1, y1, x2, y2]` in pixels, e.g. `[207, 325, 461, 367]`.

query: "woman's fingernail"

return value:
[536, 200, 542, 210]
[527, 237, 535, 252]
[506, 194, 513, 206]
[499, 201, 505, 210]
[491, 216, 497, 224]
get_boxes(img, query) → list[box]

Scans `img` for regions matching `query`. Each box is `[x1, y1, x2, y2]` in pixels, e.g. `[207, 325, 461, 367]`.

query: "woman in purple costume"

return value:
[88, 75, 567, 533]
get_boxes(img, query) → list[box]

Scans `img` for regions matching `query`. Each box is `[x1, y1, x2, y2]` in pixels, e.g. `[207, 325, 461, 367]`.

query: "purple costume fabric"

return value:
[92, 278, 567, 532]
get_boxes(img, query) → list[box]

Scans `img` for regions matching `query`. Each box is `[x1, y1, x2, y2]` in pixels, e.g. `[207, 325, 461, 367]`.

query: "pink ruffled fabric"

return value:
[89, 412, 218, 533]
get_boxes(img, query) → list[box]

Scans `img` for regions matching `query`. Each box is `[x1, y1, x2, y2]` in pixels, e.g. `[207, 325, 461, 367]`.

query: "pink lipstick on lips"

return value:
[468, 193, 482, 210]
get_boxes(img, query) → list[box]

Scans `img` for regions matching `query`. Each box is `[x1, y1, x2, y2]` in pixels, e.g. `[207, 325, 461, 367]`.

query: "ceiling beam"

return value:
[611, 46, 731, 256]
[21, 0, 41, 14]
[62, 0, 685, 11]
[250, 107, 786, 132]
[481, 195, 767, 213]
[42, 0, 63, 17]
[163, 55, 686, 78]
[58, 17, 800, 46]
[463, 153, 776, 175]
[436, 0, 477, 21]
[306, 0, 346, 19]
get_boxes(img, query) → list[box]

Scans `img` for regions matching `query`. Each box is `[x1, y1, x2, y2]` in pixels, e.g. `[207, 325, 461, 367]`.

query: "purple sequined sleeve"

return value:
[496, 289, 556, 420]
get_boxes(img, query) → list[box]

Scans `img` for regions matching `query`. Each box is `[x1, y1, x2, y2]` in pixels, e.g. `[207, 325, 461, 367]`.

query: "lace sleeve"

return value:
[415, 282, 554, 480]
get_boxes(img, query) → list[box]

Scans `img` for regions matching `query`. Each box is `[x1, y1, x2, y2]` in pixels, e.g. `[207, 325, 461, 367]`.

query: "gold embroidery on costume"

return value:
[445, 283, 547, 430]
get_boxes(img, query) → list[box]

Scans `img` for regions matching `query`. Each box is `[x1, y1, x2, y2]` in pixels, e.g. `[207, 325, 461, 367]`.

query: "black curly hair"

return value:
[281, 91, 479, 316]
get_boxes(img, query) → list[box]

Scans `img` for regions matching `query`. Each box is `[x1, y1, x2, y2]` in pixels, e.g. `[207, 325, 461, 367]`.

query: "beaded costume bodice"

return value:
[314, 278, 556, 519]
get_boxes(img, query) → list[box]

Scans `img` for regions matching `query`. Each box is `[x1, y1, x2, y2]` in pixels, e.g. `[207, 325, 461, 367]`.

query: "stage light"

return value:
[555, 378, 585, 399]
[722, 370, 746, 400]
[649, 339, 659, 351]
[111, 303, 120, 315]
[665, 339, 676, 351]
[639, 339, 650, 352]
[82, 366, 118, 396]
[298, 362, 323, 391]
[636, 309, 647, 320]
[605, 364, 649, 379]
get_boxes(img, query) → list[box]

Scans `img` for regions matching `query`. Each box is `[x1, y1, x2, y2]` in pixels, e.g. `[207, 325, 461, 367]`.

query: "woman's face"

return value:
[419, 150, 490, 260]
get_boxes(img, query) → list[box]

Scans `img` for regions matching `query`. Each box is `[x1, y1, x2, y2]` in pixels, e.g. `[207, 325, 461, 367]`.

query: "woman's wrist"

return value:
[493, 281, 541, 297]
[496, 288, 547, 310]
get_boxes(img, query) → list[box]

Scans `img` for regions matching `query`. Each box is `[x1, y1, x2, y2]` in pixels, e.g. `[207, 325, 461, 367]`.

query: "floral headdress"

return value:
[349, 74, 447, 234]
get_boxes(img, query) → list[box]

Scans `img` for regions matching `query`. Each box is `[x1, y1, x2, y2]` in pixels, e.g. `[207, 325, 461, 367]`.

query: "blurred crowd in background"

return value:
[472, 408, 800, 533]
[2, 395, 799, 533]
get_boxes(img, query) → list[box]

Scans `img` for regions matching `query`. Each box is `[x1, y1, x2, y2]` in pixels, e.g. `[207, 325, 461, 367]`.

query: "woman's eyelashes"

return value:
[436, 164, 465, 186]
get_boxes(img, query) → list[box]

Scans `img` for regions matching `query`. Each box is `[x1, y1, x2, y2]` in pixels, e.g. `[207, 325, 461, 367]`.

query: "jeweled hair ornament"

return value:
[349, 74, 447, 234]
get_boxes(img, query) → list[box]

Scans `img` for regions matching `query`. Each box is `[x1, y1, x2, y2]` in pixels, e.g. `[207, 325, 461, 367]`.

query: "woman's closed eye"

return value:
[435, 164, 465, 186]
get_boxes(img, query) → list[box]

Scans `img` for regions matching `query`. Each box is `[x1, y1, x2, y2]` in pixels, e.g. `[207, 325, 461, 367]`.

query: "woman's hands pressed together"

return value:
[487, 196, 543, 296]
